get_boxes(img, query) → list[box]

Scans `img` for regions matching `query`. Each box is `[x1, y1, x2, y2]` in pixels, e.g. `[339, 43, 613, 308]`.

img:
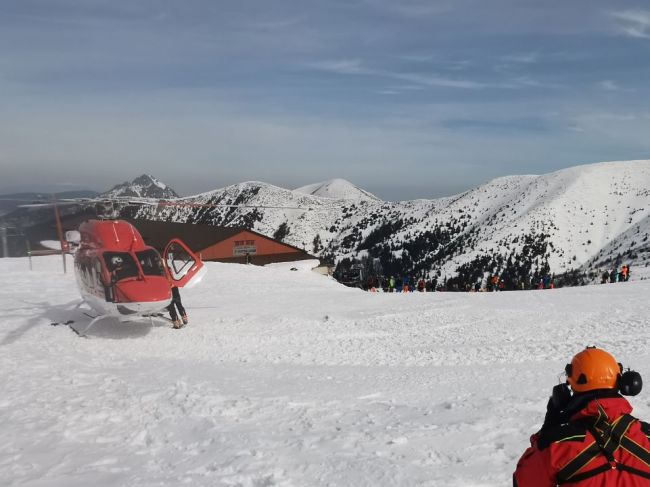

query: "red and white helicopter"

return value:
[66, 218, 205, 336]
[20, 194, 316, 336]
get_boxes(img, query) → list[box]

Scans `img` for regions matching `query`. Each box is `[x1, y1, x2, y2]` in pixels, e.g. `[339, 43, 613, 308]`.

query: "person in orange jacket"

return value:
[514, 346, 650, 486]
[621, 265, 630, 282]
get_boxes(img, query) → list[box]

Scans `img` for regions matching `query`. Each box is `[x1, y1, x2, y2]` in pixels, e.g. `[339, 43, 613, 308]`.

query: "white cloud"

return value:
[599, 80, 619, 91]
[511, 76, 562, 89]
[401, 53, 435, 61]
[308, 59, 487, 89]
[248, 16, 306, 31]
[387, 71, 487, 89]
[361, 0, 453, 18]
[308, 59, 367, 75]
[611, 10, 650, 39]
[568, 111, 650, 143]
[446, 60, 473, 71]
[502, 52, 539, 64]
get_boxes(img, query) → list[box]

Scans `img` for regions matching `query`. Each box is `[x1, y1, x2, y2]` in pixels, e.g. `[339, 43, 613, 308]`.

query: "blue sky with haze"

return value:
[1, 0, 650, 200]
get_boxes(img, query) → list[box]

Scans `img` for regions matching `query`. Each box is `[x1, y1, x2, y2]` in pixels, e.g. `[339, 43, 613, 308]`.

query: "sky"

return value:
[1, 0, 650, 200]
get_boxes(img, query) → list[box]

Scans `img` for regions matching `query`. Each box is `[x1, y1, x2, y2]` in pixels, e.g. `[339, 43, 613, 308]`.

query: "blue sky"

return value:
[1, 0, 650, 200]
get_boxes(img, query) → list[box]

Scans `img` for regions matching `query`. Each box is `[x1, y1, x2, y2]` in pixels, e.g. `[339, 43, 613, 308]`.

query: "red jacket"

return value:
[514, 396, 650, 486]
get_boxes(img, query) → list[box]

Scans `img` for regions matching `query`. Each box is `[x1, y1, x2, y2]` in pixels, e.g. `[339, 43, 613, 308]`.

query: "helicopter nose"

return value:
[114, 277, 171, 303]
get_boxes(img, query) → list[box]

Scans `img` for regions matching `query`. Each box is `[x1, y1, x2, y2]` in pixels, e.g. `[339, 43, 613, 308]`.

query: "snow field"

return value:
[2, 256, 650, 486]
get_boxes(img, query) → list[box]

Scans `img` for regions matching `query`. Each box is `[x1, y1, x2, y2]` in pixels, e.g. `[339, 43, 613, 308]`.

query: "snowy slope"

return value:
[452, 161, 650, 269]
[417, 160, 650, 280]
[2, 255, 650, 486]
[131, 160, 650, 284]
[581, 206, 650, 281]
[294, 179, 379, 201]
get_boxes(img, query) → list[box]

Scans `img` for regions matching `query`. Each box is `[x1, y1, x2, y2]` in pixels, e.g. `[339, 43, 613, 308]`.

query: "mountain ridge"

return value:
[7, 161, 648, 287]
[132, 159, 650, 286]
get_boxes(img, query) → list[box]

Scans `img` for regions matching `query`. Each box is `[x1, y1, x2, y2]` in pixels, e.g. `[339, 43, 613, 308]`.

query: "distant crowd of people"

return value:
[364, 275, 542, 293]
[364, 275, 548, 293]
[601, 264, 631, 283]
[362, 264, 632, 293]
[365, 276, 437, 293]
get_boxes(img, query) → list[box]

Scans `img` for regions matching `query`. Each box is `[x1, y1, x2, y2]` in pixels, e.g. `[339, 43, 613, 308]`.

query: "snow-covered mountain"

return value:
[132, 160, 650, 287]
[293, 178, 379, 201]
[102, 174, 178, 199]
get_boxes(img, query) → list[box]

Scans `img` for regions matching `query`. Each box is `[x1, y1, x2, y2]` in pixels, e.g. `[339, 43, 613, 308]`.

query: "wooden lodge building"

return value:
[130, 220, 317, 266]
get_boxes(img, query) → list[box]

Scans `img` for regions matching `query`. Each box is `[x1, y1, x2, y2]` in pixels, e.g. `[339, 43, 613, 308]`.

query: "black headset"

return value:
[619, 365, 643, 396]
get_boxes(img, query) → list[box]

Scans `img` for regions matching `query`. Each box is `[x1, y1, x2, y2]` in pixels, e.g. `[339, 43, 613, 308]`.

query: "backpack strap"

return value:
[616, 463, 650, 480]
[556, 412, 637, 484]
[592, 413, 635, 461]
[556, 441, 602, 483]
[619, 433, 650, 469]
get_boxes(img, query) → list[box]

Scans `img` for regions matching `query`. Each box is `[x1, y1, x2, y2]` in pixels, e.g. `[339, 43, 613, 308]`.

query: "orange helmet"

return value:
[565, 347, 621, 393]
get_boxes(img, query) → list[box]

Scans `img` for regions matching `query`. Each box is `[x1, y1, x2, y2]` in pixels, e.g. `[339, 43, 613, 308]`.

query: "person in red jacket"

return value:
[514, 346, 650, 486]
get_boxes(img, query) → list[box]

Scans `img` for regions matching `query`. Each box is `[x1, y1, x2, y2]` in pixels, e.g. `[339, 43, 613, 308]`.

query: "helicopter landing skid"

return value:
[50, 319, 87, 338]
[143, 313, 175, 325]
[62, 314, 112, 338]
[81, 314, 111, 336]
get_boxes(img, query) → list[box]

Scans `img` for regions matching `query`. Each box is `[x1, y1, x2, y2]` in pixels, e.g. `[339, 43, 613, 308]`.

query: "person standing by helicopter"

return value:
[167, 286, 188, 329]
[163, 249, 189, 329]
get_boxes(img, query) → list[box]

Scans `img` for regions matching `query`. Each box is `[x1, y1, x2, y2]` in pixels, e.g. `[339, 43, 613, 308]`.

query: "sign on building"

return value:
[233, 239, 256, 256]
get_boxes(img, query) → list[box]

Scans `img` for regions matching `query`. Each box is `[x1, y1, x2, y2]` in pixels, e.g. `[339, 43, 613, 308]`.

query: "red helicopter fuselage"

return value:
[73, 220, 203, 320]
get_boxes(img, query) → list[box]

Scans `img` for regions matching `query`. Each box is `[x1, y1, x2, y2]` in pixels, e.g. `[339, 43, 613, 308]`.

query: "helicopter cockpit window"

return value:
[136, 249, 165, 277]
[103, 252, 138, 282]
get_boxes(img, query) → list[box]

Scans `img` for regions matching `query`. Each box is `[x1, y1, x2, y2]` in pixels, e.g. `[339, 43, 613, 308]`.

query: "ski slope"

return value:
[2, 256, 650, 486]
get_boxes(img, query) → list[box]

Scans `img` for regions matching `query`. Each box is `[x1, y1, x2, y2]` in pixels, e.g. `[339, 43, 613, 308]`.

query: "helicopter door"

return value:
[163, 239, 206, 288]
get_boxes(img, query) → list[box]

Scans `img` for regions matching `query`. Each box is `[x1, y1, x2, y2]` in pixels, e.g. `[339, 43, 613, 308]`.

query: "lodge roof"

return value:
[128, 219, 311, 256]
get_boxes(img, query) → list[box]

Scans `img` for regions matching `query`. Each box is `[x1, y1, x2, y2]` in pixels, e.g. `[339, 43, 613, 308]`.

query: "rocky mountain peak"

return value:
[102, 174, 178, 199]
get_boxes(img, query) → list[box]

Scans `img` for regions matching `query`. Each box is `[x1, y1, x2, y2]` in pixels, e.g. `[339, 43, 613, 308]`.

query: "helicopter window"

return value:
[136, 249, 165, 276]
[165, 242, 196, 281]
[103, 252, 138, 281]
